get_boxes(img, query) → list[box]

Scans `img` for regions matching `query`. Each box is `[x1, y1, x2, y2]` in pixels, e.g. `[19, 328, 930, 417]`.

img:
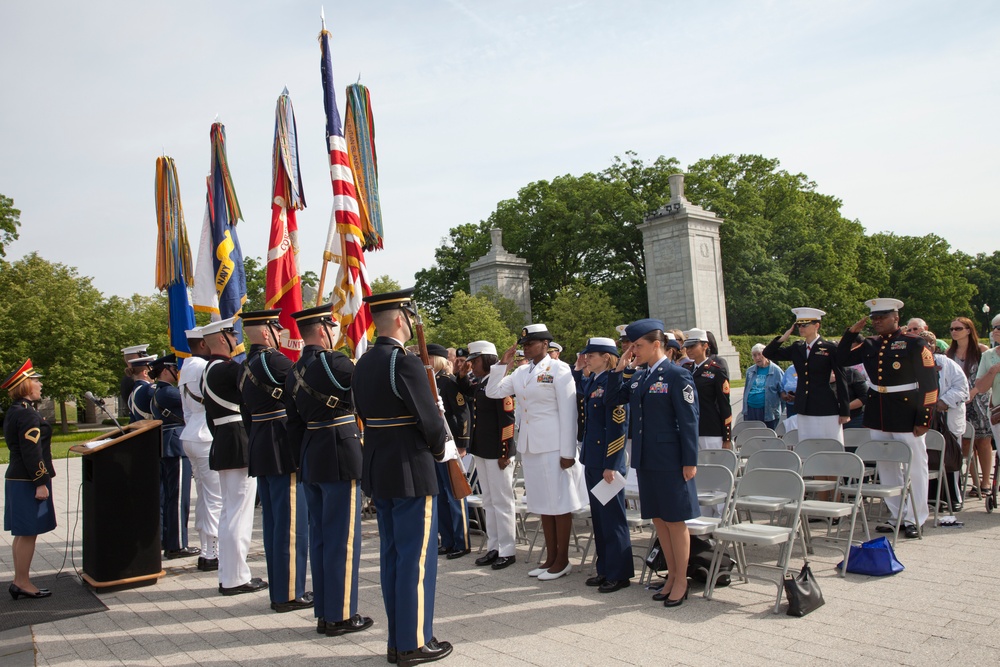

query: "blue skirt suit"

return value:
[607, 359, 700, 522]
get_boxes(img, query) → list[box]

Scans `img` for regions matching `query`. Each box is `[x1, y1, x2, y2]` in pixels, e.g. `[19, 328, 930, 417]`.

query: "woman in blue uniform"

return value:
[574, 337, 634, 593]
[3, 359, 55, 600]
[608, 320, 700, 608]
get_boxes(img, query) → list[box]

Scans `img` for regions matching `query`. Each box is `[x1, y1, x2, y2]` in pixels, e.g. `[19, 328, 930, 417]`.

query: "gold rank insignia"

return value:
[456, 393, 465, 406]
[612, 405, 626, 424]
[921, 347, 934, 367]
[503, 396, 514, 412]
[24, 427, 40, 444]
[722, 380, 730, 395]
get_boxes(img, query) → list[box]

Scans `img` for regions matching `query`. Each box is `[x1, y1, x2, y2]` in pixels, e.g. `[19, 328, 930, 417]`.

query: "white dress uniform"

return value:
[179, 352, 222, 560]
[487, 356, 586, 515]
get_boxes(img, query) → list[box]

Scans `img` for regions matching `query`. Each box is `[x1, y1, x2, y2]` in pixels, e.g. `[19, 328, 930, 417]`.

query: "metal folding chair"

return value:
[732, 420, 767, 440]
[798, 452, 869, 576]
[698, 448, 738, 474]
[840, 440, 918, 546]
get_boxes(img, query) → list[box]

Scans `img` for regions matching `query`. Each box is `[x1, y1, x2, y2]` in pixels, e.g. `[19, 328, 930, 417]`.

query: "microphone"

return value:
[84, 391, 125, 436]
[83, 391, 106, 407]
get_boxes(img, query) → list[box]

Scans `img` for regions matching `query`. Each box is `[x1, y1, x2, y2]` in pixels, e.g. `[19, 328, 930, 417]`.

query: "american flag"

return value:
[319, 23, 372, 358]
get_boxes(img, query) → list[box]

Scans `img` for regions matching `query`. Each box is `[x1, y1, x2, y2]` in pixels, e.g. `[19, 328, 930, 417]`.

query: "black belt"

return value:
[293, 364, 352, 410]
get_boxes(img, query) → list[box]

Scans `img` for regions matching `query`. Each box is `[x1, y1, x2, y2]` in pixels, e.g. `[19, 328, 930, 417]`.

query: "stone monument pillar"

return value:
[468, 228, 532, 323]
[639, 174, 742, 377]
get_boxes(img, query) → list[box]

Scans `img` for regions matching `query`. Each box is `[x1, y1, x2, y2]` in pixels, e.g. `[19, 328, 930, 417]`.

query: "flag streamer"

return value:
[344, 84, 383, 251]
[154, 156, 196, 360]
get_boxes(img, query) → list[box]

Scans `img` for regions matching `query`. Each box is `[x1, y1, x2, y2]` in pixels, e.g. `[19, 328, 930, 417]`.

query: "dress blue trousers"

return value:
[585, 467, 634, 581]
[161, 456, 192, 552]
[303, 479, 362, 622]
[259, 473, 309, 604]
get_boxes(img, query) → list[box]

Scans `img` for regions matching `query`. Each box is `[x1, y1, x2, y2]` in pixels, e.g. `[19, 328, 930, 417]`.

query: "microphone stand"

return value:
[85, 393, 126, 436]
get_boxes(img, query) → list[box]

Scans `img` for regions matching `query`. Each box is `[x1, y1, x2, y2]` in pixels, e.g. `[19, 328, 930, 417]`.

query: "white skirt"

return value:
[521, 450, 587, 515]
[797, 414, 844, 444]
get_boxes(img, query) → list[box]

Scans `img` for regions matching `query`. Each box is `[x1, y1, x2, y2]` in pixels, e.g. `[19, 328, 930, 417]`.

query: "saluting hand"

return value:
[848, 316, 869, 334]
[616, 348, 635, 372]
[500, 344, 517, 368]
[778, 323, 795, 343]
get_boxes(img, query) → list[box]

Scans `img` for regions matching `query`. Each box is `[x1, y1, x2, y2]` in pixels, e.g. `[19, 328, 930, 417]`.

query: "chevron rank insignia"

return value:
[683, 384, 695, 404]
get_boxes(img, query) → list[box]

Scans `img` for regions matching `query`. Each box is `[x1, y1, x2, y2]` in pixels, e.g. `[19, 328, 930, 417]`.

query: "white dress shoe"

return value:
[537, 563, 572, 581]
[528, 567, 547, 577]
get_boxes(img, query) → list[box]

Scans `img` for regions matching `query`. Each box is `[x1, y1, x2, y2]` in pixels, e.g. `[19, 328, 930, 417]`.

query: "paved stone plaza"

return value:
[4, 417, 1000, 665]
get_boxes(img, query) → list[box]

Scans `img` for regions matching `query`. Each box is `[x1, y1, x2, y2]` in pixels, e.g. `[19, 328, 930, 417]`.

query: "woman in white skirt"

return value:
[763, 308, 849, 443]
[487, 323, 587, 581]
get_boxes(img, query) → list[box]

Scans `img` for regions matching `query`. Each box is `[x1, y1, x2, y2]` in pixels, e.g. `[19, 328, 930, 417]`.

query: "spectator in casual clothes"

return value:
[947, 317, 992, 498]
[921, 331, 968, 510]
[781, 364, 798, 427]
[843, 365, 869, 429]
[743, 344, 783, 429]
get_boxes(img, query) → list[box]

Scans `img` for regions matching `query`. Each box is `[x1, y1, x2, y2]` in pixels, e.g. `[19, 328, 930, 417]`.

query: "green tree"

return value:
[414, 223, 490, 321]
[243, 256, 267, 311]
[544, 282, 624, 363]
[962, 250, 1000, 334]
[475, 285, 526, 333]
[0, 254, 109, 432]
[370, 274, 401, 295]
[432, 291, 516, 351]
[0, 194, 20, 258]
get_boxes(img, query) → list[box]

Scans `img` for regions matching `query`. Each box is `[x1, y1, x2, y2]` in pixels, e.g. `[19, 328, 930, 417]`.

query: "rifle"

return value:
[412, 311, 473, 500]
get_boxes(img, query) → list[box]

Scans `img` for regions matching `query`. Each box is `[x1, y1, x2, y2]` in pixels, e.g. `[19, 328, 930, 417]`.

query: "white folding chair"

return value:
[840, 440, 918, 546]
[775, 421, 787, 437]
[737, 436, 787, 461]
[843, 428, 873, 452]
[704, 468, 805, 613]
[925, 430, 953, 527]
[698, 448, 738, 474]
[732, 420, 767, 439]
[781, 429, 799, 446]
[794, 439, 845, 495]
[737, 451, 802, 520]
[798, 452, 869, 576]
[734, 427, 778, 448]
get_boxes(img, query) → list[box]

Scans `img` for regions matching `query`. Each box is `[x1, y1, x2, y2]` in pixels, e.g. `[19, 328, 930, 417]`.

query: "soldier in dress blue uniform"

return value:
[574, 337, 634, 593]
[202, 317, 268, 596]
[240, 309, 312, 614]
[353, 288, 454, 667]
[149, 354, 198, 560]
[284, 304, 371, 636]
[127, 355, 157, 423]
[428, 344, 471, 560]
[836, 298, 938, 539]
[609, 319, 699, 608]
[764, 308, 849, 443]
[3, 359, 55, 600]
[120, 344, 149, 419]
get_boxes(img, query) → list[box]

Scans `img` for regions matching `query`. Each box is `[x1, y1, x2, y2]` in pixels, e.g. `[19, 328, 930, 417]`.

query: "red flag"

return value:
[267, 89, 305, 359]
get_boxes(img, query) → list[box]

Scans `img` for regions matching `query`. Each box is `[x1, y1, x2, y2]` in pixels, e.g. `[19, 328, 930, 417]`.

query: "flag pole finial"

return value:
[321, 6, 326, 30]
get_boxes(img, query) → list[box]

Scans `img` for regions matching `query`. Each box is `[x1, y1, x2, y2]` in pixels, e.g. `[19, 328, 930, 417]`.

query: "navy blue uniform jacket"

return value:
[574, 370, 629, 473]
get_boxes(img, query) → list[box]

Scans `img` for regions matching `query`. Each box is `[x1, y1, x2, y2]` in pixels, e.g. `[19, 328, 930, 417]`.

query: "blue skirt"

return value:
[4, 480, 56, 536]
[637, 468, 699, 522]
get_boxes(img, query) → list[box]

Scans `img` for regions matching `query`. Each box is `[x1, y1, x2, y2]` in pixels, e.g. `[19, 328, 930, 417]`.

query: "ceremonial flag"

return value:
[267, 88, 306, 360]
[193, 122, 248, 359]
[154, 156, 196, 364]
[344, 84, 383, 251]
[319, 20, 374, 358]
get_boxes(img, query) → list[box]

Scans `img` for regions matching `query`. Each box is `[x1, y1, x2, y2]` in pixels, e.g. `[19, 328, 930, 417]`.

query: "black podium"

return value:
[72, 420, 165, 589]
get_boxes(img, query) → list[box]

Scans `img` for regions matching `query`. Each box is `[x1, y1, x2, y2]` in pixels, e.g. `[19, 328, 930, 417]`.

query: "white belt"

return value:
[213, 414, 244, 426]
[868, 381, 919, 394]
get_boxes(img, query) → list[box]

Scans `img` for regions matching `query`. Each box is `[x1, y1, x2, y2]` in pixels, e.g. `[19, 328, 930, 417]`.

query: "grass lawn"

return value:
[0, 429, 113, 465]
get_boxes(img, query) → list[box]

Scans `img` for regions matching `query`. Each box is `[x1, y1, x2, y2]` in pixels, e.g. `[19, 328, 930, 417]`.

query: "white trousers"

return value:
[218, 468, 257, 588]
[182, 439, 221, 558]
[870, 429, 929, 527]
[474, 455, 517, 557]
[797, 414, 844, 444]
[698, 436, 724, 450]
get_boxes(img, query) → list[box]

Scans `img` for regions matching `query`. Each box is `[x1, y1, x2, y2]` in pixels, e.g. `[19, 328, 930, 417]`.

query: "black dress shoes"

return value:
[585, 575, 606, 587]
[326, 613, 374, 636]
[219, 578, 268, 595]
[875, 523, 896, 534]
[317, 618, 327, 635]
[475, 550, 499, 566]
[446, 548, 471, 560]
[197, 557, 219, 571]
[271, 592, 314, 613]
[598, 579, 630, 593]
[437, 546, 450, 556]
[491, 555, 516, 570]
[397, 639, 453, 667]
[663, 587, 689, 608]
[9, 583, 52, 600]
[164, 546, 201, 560]
[903, 524, 920, 539]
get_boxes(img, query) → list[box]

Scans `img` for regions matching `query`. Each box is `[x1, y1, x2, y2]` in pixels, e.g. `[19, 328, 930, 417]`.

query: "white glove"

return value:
[436, 396, 446, 415]
[440, 437, 459, 462]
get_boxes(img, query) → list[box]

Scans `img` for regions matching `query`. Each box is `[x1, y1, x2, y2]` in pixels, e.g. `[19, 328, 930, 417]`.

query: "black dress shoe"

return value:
[951, 503, 963, 513]
[491, 555, 516, 570]
[585, 575, 606, 587]
[387, 646, 398, 664]
[317, 618, 327, 634]
[219, 578, 269, 595]
[197, 557, 219, 571]
[164, 546, 201, 559]
[437, 546, 450, 556]
[475, 550, 499, 566]
[9, 583, 52, 600]
[326, 613, 374, 636]
[271, 593, 315, 613]
[663, 587, 689, 608]
[598, 579, 630, 593]
[903, 524, 920, 539]
[397, 639, 453, 667]
[446, 548, 471, 560]
[875, 523, 896, 534]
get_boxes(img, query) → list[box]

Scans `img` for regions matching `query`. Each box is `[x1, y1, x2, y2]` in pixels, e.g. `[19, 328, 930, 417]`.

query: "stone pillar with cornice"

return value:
[468, 228, 532, 324]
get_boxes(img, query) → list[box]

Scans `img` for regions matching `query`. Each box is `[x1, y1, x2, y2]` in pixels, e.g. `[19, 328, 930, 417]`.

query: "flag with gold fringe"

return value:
[319, 21, 373, 358]
[344, 83, 383, 251]
[193, 122, 247, 359]
[154, 156, 196, 363]
[267, 88, 305, 360]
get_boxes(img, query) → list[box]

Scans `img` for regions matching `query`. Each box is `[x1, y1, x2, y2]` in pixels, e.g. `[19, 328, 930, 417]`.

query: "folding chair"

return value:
[737, 436, 787, 461]
[794, 439, 844, 495]
[782, 429, 799, 447]
[925, 430, 953, 527]
[732, 420, 767, 440]
[843, 428, 873, 452]
[698, 448, 738, 474]
[704, 468, 805, 613]
[734, 427, 778, 448]
[840, 440, 919, 546]
[737, 451, 802, 521]
[798, 452, 869, 576]
[775, 421, 787, 437]
[463, 457, 489, 552]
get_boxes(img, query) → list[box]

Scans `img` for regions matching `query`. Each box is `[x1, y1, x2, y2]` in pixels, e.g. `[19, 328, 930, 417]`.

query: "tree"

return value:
[414, 223, 491, 321]
[370, 274, 401, 295]
[0, 253, 109, 432]
[963, 251, 1000, 335]
[0, 194, 20, 258]
[243, 256, 267, 311]
[432, 291, 516, 351]
[475, 285, 526, 333]
[544, 282, 624, 364]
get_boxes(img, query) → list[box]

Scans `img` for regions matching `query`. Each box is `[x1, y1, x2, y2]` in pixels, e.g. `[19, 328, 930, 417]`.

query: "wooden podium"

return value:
[71, 420, 166, 589]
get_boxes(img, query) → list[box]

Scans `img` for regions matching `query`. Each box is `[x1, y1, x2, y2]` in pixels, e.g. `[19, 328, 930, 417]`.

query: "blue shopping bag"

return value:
[836, 536, 904, 576]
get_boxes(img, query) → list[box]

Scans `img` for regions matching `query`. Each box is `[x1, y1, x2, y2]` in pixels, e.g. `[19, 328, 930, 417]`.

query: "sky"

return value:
[1, 1, 998, 298]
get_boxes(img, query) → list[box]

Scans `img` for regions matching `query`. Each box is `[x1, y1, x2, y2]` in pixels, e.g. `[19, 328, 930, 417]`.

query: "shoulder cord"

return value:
[389, 348, 402, 400]
[319, 353, 349, 392]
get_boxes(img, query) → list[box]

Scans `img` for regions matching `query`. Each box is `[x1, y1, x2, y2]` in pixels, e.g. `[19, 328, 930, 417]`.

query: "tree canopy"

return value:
[432, 291, 516, 352]
[0, 194, 20, 258]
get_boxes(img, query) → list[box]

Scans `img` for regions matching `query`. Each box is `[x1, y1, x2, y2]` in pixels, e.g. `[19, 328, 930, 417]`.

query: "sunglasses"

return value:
[994, 326, 1000, 332]
[950, 327, 968, 332]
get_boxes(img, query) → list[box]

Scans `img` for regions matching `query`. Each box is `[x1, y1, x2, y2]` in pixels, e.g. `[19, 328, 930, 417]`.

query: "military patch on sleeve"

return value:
[722, 380, 730, 395]
[921, 347, 934, 368]
[612, 405, 626, 424]
[24, 427, 40, 444]
[456, 393, 465, 406]
[501, 424, 514, 441]
[503, 396, 514, 412]
[683, 384, 695, 404]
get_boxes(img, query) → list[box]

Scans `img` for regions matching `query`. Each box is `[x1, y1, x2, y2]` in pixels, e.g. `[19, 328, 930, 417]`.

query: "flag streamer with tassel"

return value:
[154, 156, 196, 363]
[344, 83, 383, 251]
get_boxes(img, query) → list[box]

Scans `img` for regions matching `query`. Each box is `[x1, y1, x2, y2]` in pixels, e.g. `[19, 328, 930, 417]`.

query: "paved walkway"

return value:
[4, 427, 1000, 666]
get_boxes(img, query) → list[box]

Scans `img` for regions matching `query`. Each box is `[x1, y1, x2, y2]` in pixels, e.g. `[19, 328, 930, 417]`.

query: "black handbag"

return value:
[645, 537, 666, 572]
[783, 561, 824, 617]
